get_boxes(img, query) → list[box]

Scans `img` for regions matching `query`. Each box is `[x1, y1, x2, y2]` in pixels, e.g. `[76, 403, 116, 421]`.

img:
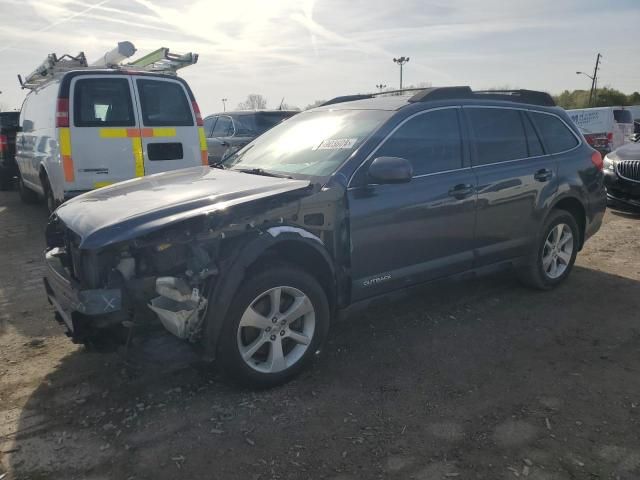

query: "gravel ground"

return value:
[1, 189, 639, 480]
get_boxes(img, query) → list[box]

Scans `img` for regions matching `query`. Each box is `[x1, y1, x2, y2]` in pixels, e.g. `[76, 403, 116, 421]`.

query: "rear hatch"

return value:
[65, 73, 205, 191]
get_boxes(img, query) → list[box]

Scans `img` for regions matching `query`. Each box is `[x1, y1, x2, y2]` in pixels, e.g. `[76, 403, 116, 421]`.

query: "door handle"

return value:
[534, 168, 553, 182]
[448, 183, 475, 199]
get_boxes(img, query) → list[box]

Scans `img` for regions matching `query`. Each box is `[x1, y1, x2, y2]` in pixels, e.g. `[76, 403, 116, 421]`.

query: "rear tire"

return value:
[518, 210, 579, 290]
[18, 172, 39, 204]
[216, 263, 330, 388]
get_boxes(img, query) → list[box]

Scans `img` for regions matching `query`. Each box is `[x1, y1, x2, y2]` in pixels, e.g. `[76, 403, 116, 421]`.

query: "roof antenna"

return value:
[279, 97, 285, 110]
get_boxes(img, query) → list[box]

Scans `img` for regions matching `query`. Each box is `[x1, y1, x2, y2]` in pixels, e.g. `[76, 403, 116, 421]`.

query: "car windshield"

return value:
[233, 112, 297, 136]
[223, 109, 391, 176]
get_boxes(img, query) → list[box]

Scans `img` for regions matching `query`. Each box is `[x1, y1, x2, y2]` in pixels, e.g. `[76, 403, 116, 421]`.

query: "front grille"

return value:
[617, 160, 640, 182]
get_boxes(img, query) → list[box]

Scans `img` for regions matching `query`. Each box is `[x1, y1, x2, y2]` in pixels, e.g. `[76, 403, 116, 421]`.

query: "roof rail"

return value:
[408, 87, 555, 107]
[320, 94, 374, 107]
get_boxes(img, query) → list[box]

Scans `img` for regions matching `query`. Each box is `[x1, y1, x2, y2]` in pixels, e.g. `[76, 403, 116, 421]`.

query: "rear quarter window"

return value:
[74, 78, 135, 127]
[136, 79, 194, 127]
[529, 112, 579, 154]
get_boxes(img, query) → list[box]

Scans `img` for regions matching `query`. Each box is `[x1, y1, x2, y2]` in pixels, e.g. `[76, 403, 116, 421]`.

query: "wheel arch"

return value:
[550, 195, 586, 249]
[203, 227, 336, 358]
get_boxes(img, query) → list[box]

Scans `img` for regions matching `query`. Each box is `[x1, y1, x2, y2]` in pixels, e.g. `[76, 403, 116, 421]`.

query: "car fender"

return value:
[202, 226, 335, 358]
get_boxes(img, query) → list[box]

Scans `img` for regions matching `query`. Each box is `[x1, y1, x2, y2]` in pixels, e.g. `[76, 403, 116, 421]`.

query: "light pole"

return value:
[375, 84, 387, 93]
[393, 56, 409, 90]
[221, 98, 227, 112]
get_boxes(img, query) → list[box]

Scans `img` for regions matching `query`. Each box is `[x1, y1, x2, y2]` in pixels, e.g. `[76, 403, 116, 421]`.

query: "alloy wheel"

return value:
[236, 286, 315, 373]
[541, 223, 574, 279]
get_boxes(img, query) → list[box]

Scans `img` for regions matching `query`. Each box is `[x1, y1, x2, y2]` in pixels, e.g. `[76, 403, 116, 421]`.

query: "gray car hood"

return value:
[55, 167, 310, 249]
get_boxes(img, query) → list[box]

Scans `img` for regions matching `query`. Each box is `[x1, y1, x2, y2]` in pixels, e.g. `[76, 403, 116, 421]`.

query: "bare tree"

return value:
[237, 94, 267, 110]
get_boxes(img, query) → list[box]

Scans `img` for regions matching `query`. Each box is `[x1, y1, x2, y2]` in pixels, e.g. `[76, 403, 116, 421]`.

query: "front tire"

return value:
[216, 264, 330, 388]
[519, 210, 579, 290]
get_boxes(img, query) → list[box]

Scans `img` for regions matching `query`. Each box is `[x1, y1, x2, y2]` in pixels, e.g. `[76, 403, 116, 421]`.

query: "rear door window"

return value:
[529, 112, 579, 154]
[522, 114, 544, 157]
[375, 108, 463, 175]
[467, 108, 528, 165]
[73, 78, 135, 127]
[136, 79, 193, 127]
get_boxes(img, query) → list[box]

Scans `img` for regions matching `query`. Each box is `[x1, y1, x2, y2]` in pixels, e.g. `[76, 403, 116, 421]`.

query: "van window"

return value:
[136, 79, 193, 127]
[530, 112, 578, 154]
[375, 108, 462, 175]
[468, 108, 527, 165]
[74, 78, 135, 127]
[613, 109, 633, 124]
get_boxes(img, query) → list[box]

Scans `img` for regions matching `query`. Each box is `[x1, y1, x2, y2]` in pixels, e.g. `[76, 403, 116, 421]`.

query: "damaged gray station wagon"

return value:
[44, 87, 606, 387]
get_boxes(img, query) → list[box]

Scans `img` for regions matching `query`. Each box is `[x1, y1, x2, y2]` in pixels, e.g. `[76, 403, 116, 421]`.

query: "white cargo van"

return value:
[15, 47, 208, 211]
[567, 106, 634, 153]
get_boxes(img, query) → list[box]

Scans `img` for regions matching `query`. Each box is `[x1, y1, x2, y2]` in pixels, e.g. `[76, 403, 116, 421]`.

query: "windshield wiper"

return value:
[234, 168, 291, 179]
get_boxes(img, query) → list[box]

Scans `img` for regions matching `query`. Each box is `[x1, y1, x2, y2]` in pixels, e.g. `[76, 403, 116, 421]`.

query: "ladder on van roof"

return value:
[18, 42, 198, 90]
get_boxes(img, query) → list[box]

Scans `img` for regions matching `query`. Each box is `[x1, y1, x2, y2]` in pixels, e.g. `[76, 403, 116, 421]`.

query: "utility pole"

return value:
[393, 57, 410, 90]
[375, 84, 387, 93]
[588, 53, 601, 107]
[221, 98, 227, 112]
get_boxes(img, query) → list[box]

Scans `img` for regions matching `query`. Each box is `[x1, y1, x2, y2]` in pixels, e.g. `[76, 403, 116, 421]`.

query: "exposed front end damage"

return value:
[43, 174, 346, 352]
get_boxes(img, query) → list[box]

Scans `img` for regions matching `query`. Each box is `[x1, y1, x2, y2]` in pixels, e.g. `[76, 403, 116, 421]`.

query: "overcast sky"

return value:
[0, 0, 638, 113]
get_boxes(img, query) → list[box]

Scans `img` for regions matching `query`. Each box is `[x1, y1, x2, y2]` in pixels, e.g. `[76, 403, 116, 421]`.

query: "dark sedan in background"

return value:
[0, 111, 20, 190]
[203, 110, 298, 164]
[604, 141, 640, 211]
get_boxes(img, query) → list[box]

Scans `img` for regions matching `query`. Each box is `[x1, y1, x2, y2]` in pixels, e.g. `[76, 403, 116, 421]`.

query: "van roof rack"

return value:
[18, 42, 198, 90]
[321, 86, 555, 108]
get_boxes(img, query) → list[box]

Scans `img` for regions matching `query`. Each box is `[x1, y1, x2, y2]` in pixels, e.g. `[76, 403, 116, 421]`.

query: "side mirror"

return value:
[368, 156, 413, 184]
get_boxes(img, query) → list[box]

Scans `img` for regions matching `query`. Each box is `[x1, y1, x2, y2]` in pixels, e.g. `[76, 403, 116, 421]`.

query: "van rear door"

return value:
[132, 77, 205, 174]
[69, 75, 140, 190]
[613, 108, 634, 148]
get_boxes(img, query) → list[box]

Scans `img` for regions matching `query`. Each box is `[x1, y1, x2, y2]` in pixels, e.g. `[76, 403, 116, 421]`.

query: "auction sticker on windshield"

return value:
[314, 138, 358, 150]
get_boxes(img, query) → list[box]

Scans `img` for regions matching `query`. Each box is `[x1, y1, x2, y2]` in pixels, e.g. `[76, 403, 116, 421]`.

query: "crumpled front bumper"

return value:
[604, 169, 640, 211]
[43, 247, 122, 333]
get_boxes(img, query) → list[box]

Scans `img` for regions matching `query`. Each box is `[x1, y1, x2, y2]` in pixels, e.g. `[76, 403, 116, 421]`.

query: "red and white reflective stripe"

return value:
[56, 98, 70, 128]
[192, 100, 203, 126]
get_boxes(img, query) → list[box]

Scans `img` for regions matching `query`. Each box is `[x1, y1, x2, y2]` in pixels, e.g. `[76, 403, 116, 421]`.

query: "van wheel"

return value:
[18, 173, 39, 204]
[518, 210, 579, 290]
[43, 176, 58, 213]
[216, 263, 330, 388]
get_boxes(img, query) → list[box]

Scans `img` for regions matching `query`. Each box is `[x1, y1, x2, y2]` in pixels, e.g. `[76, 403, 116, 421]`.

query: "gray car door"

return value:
[465, 107, 564, 266]
[207, 115, 234, 163]
[347, 107, 478, 301]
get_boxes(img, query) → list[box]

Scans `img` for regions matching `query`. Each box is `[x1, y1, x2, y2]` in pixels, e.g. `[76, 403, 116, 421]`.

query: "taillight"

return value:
[56, 98, 70, 127]
[192, 100, 203, 126]
[584, 134, 595, 145]
[591, 150, 603, 171]
[0, 134, 7, 152]
[606, 132, 613, 143]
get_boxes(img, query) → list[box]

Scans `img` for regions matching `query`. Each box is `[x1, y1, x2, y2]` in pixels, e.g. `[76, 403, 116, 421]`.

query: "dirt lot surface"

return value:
[1, 190, 640, 480]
